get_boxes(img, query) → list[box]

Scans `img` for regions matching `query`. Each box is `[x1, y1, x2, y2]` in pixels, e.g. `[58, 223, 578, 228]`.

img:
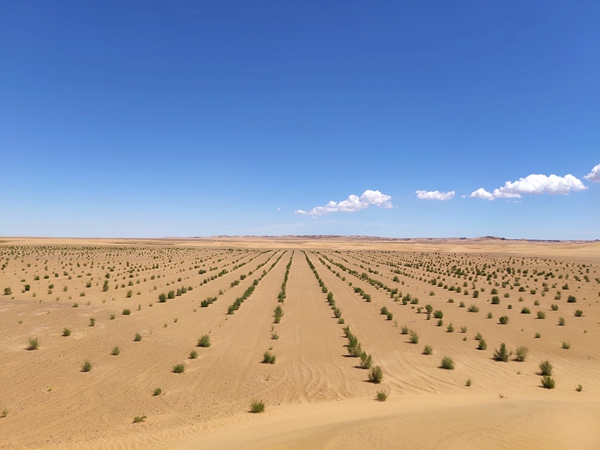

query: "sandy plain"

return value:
[0, 236, 598, 449]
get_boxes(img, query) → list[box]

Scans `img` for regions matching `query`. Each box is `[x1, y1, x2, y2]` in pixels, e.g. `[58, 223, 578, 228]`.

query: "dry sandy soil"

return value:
[1, 236, 599, 449]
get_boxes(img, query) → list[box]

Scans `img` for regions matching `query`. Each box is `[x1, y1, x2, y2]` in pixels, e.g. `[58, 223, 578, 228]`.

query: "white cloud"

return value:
[584, 163, 600, 183]
[415, 190, 455, 201]
[470, 173, 587, 200]
[295, 189, 393, 217]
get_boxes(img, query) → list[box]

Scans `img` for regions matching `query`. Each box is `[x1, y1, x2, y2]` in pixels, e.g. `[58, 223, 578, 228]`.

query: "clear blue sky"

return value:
[1, 1, 599, 239]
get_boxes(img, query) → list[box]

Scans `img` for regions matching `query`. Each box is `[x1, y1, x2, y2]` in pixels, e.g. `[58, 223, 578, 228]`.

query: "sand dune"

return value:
[1, 237, 598, 449]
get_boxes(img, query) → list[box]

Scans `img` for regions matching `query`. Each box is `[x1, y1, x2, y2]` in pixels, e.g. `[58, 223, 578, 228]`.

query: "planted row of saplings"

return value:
[343, 326, 383, 383]
[278, 253, 294, 303]
[157, 285, 193, 302]
[320, 253, 395, 296]
[305, 253, 384, 384]
[226, 251, 286, 315]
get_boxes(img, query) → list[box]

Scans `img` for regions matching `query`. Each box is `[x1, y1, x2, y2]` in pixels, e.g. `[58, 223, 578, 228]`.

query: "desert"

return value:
[1, 236, 598, 449]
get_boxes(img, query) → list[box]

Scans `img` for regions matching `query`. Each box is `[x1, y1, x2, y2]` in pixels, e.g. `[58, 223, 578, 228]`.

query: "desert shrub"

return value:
[459, 301, 465, 307]
[487, 312, 493, 319]
[567, 295, 576, 303]
[440, 356, 455, 370]
[89, 318, 95, 327]
[189, 350, 198, 359]
[172, 363, 185, 373]
[62, 328, 71, 337]
[4, 287, 12, 295]
[386, 312, 393, 321]
[271, 332, 279, 340]
[380, 306, 389, 315]
[551, 303, 558, 311]
[460, 325, 467, 333]
[562, 341, 571, 349]
[558, 317, 565, 326]
[521, 307, 531, 314]
[535, 332, 541, 338]
[473, 291, 479, 298]
[541, 376, 555, 389]
[537, 311, 545, 319]
[81, 360, 92, 372]
[478, 339, 487, 350]
[493, 343, 511, 362]
[122, 309, 131, 315]
[447, 323, 454, 333]
[576, 385, 583, 392]
[433, 310, 443, 319]
[423, 345, 433, 355]
[468, 305, 479, 313]
[437, 319, 443, 327]
[465, 379, 472, 387]
[514, 346, 528, 362]
[474, 332, 482, 341]
[197, 334, 211, 347]
[539, 360, 553, 376]
[27, 338, 39, 350]
[360, 352, 373, 369]
[401, 325, 409, 335]
[491, 296, 500, 305]
[262, 351, 276, 364]
[250, 399, 265, 413]
[574, 310, 583, 317]
[499, 316, 509, 324]
[167, 290, 175, 299]
[111, 346, 120, 355]
[376, 391, 387, 402]
[368, 366, 383, 383]
[133, 415, 147, 423]
[158, 293, 167, 302]
[134, 333, 142, 341]
[153, 388, 162, 396]
[126, 290, 133, 298]
[409, 330, 419, 344]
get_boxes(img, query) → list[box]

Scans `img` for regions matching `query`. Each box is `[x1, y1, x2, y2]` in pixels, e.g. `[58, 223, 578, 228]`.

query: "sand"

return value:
[0, 237, 598, 449]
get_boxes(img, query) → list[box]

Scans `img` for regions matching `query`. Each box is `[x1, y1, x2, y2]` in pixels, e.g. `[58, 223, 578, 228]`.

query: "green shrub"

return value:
[498, 316, 509, 324]
[89, 318, 95, 327]
[158, 293, 167, 302]
[447, 323, 454, 333]
[401, 325, 409, 335]
[576, 384, 583, 392]
[250, 399, 265, 413]
[537, 311, 545, 319]
[468, 305, 479, 313]
[81, 360, 92, 372]
[514, 346, 528, 362]
[541, 376, 555, 389]
[134, 333, 142, 342]
[27, 338, 39, 350]
[4, 287, 12, 295]
[368, 366, 383, 383]
[433, 310, 443, 319]
[153, 388, 162, 396]
[172, 363, 185, 373]
[189, 350, 198, 359]
[262, 351, 276, 364]
[409, 330, 419, 344]
[491, 296, 500, 305]
[493, 343, 511, 362]
[521, 307, 531, 314]
[551, 303, 558, 311]
[478, 339, 487, 350]
[440, 356, 455, 370]
[567, 295, 576, 303]
[558, 317, 565, 326]
[133, 415, 147, 423]
[62, 328, 71, 337]
[574, 310, 583, 317]
[423, 345, 433, 355]
[360, 352, 372, 369]
[197, 334, 211, 347]
[376, 391, 387, 402]
[562, 341, 570, 349]
[465, 379, 472, 387]
[535, 332, 541, 338]
[111, 346, 120, 356]
[122, 309, 131, 315]
[539, 360, 553, 376]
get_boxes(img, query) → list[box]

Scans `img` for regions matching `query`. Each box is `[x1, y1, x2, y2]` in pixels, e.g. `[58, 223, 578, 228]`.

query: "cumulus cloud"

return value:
[295, 190, 393, 217]
[415, 190, 455, 201]
[470, 174, 587, 200]
[584, 163, 600, 183]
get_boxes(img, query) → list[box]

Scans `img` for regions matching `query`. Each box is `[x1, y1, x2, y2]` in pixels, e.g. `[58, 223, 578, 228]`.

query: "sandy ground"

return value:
[0, 237, 598, 449]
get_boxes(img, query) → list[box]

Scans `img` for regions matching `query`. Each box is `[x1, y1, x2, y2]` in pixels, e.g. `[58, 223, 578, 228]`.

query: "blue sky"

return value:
[1, 1, 599, 239]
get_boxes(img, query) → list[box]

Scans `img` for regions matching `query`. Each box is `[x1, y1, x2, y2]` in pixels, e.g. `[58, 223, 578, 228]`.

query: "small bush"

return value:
[89, 318, 95, 327]
[558, 317, 565, 326]
[197, 334, 211, 347]
[447, 323, 454, 333]
[541, 376, 555, 389]
[27, 338, 39, 350]
[460, 325, 467, 333]
[401, 325, 409, 335]
[576, 384, 583, 392]
[539, 360, 553, 376]
[409, 330, 419, 344]
[465, 379, 472, 387]
[567, 295, 576, 303]
[514, 346, 528, 362]
[262, 351, 276, 364]
[376, 391, 387, 402]
[521, 307, 531, 314]
[551, 303, 558, 311]
[535, 332, 541, 338]
[498, 316, 509, 324]
[487, 312, 493, 319]
[153, 388, 162, 396]
[423, 345, 433, 355]
[111, 346, 120, 356]
[250, 399, 265, 413]
[172, 363, 185, 373]
[62, 328, 71, 337]
[478, 339, 487, 351]
[81, 360, 92, 372]
[433, 310, 443, 319]
[189, 350, 198, 359]
[440, 356, 455, 370]
[562, 341, 571, 349]
[4, 287, 12, 295]
[122, 309, 131, 316]
[368, 365, 383, 383]
[493, 343, 511, 362]
[271, 332, 279, 340]
[468, 305, 479, 313]
[133, 415, 147, 423]
[491, 296, 500, 305]
[134, 333, 142, 342]
[537, 311, 545, 319]
[574, 310, 583, 317]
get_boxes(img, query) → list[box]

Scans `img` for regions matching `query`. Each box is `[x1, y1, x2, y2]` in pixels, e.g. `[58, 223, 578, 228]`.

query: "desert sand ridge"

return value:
[0, 237, 599, 449]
